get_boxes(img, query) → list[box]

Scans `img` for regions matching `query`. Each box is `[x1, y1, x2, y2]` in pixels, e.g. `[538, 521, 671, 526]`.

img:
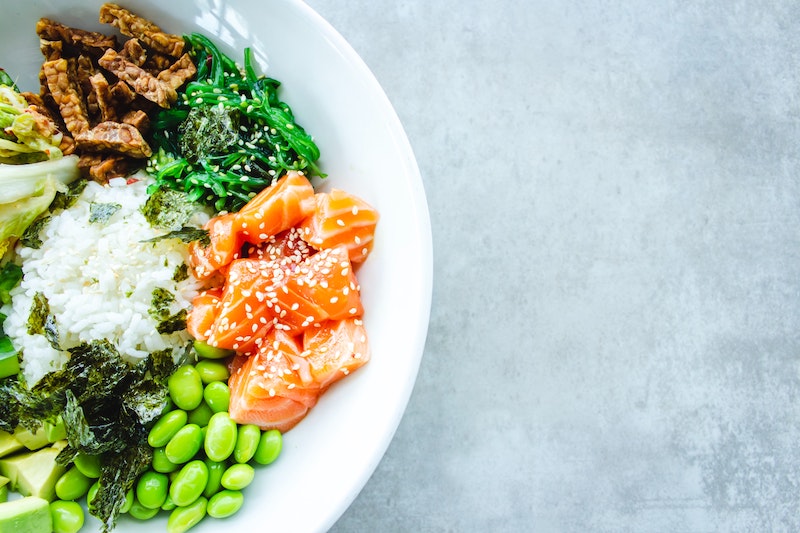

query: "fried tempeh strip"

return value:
[98, 48, 176, 108]
[75, 121, 152, 158]
[89, 72, 117, 123]
[78, 153, 139, 183]
[36, 18, 117, 55]
[157, 53, 196, 90]
[39, 38, 62, 61]
[99, 3, 184, 57]
[120, 38, 147, 66]
[41, 58, 90, 136]
[121, 109, 149, 132]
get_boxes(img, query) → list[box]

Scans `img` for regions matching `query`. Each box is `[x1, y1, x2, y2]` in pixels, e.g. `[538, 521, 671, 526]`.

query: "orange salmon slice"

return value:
[299, 189, 379, 263]
[235, 171, 316, 246]
[228, 330, 320, 432]
[302, 318, 370, 390]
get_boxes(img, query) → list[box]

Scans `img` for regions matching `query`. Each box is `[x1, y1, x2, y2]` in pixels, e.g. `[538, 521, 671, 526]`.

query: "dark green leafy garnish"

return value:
[50, 179, 88, 211]
[149, 288, 175, 321]
[89, 203, 122, 224]
[20, 216, 49, 249]
[173, 263, 189, 282]
[26, 292, 59, 350]
[156, 309, 187, 334]
[0, 262, 22, 305]
[0, 68, 18, 91]
[143, 226, 210, 246]
[147, 32, 323, 212]
[140, 187, 200, 230]
[0, 339, 176, 532]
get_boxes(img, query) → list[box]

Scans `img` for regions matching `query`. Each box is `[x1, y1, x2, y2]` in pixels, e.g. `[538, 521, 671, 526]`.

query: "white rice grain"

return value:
[4, 178, 208, 384]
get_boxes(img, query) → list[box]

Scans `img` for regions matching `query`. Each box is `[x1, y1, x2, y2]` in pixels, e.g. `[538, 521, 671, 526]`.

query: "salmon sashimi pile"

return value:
[187, 171, 379, 432]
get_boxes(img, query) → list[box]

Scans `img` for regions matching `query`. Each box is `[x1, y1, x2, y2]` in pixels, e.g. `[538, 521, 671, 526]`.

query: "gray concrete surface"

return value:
[305, 1, 800, 531]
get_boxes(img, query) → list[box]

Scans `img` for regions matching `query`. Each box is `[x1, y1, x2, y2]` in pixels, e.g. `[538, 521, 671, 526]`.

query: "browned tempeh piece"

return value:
[39, 38, 62, 61]
[121, 109, 149, 132]
[156, 53, 196, 90]
[41, 58, 90, 136]
[36, 18, 117, 54]
[78, 153, 138, 183]
[98, 48, 176, 108]
[99, 3, 184, 57]
[89, 72, 117, 123]
[109, 81, 136, 105]
[143, 52, 173, 75]
[120, 38, 147, 66]
[75, 121, 152, 158]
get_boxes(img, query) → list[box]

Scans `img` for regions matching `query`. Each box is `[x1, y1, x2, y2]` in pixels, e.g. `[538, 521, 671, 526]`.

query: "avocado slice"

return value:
[0, 476, 9, 503]
[0, 496, 52, 533]
[0, 445, 66, 501]
[13, 427, 50, 451]
[0, 433, 22, 459]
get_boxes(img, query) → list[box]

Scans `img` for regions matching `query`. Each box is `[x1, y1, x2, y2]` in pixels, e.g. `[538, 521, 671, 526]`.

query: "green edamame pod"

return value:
[193, 340, 233, 359]
[55, 467, 92, 501]
[207, 490, 244, 519]
[167, 496, 207, 533]
[165, 423, 203, 464]
[168, 365, 204, 411]
[187, 402, 214, 427]
[86, 481, 100, 508]
[73, 453, 102, 478]
[128, 498, 160, 520]
[204, 412, 237, 462]
[162, 493, 177, 511]
[233, 424, 261, 464]
[220, 463, 255, 491]
[202, 459, 226, 499]
[136, 470, 169, 509]
[170, 460, 209, 507]
[119, 488, 135, 514]
[202, 381, 230, 413]
[253, 429, 282, 465]
[148, 409, 188, 448]
[50, 500, 84, 533]
[152, 446, 180, 474]
[195, 360, 229, 383]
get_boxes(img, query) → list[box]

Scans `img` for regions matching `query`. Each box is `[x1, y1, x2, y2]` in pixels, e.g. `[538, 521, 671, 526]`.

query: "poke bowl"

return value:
[0, 1, 432, 532]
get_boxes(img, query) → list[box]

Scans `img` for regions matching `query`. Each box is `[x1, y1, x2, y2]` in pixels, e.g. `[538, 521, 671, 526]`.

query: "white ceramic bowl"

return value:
[0, 1, 432, 531]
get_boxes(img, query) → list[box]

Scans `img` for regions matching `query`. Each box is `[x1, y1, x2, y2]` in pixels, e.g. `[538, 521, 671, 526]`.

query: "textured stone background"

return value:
[305, 1, 800, 531]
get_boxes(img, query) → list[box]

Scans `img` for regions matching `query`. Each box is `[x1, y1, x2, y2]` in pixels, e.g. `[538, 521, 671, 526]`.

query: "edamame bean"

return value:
[202, 381, 229, 413]
[207, 490, 244, 519]
[128, 498, 159, 520]
[86, 481, 99, 508]
[148, 409, 188, 448]
[202, 459, 226, 499]
[162, 494, 177, 511]
[152, 446, 179, 474]
[233, 424, 261, 464]
[120, 488, 135, 514]
[55, 466, 93, 501]
[168, 365, 204, 410]
[195, 360, 229, 383]
[253, 429, 282, 465]
[170, 460, 209, 507]
[136, 470, 169, 509]
[73, 453, 101, 478]
[220, 463, 255, 491]
[187, 402, 213, 427]
[50, 500, 84, 533]
[165, 423, 203, 464]
[193, 340, 233, 360]
[167, 496, 207, 533]
[204, 412, 237, 462]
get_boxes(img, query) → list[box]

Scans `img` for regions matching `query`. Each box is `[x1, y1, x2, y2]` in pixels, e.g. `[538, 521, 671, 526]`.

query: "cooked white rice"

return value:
[3, 176, 207, 385]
